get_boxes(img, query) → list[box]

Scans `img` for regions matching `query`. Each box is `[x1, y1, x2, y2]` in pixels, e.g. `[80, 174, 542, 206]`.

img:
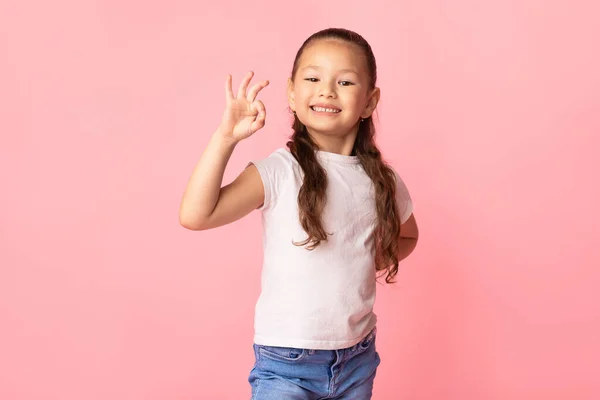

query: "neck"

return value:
[307, 125, 359, 156]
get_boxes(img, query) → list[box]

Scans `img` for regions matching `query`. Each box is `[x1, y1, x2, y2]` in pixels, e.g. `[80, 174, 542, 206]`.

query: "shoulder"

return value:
[388, 165, 409, 191]
[249, 147, 297, 211]
[250, 147, 297, 180]
[252, 147, 295, 168]
[389, 166, 414, 223]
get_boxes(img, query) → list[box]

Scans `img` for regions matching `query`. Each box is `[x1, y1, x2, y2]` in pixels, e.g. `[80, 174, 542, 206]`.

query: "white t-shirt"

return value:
[250, 148, 413, 350]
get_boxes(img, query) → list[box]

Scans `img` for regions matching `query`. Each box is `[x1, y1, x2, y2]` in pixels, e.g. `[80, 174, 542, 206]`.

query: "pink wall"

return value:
[1, 1, 599, 399]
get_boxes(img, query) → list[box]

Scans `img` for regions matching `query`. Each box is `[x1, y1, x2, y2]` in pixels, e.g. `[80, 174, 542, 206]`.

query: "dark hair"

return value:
[286, 28, 403, 283]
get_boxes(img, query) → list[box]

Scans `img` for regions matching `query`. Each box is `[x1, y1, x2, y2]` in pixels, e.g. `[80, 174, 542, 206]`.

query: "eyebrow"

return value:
[301, 65, 359, 74]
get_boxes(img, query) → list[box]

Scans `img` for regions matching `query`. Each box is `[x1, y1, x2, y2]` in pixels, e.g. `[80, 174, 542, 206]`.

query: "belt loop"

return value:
[369, 327, 377, 341]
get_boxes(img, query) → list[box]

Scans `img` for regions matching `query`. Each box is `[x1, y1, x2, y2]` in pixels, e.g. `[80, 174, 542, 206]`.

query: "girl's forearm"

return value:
[179, 129, 238, 228]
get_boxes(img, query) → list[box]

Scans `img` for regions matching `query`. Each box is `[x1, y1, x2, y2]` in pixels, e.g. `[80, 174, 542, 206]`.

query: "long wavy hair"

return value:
[286, 28, 402, 283]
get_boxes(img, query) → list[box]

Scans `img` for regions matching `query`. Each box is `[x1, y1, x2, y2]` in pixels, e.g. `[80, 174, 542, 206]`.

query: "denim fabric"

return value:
[248, 328, 380, 399]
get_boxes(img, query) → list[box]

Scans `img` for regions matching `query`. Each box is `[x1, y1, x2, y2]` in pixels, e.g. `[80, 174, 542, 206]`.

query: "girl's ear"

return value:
[361, 87, 381, 119]
[287, 78, 296, 112]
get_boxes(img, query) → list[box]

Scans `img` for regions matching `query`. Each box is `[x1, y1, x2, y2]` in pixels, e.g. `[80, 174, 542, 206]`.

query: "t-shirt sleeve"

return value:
[248, 149, 289, 212]
[394, 169, 414, 224]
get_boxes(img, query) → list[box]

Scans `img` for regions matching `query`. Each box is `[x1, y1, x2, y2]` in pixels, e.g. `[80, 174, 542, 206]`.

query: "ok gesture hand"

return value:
[218, 71, 269, 142]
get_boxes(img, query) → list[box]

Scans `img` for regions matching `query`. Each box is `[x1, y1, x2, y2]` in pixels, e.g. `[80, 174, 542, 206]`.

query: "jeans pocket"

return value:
[256, 344, 307, 362]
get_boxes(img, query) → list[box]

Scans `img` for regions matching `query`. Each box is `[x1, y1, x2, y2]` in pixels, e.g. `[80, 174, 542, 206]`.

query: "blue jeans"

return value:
[248, 328, 380, 399]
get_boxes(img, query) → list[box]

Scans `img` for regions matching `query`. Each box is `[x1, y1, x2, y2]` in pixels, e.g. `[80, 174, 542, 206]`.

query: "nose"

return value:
[318, 80, 337, 98]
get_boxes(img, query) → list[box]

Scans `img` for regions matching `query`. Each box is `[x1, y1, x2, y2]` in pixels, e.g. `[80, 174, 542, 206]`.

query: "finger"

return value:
[253, 100, 266, 116]
[247, 80, 270, 103]
[250, 100, 266, 132]
[237, 71, 254, 100]
[225, 74, 234, 101]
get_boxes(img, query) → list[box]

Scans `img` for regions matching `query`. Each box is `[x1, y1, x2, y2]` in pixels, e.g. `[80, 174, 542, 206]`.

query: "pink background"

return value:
[1, 1, 599, 399]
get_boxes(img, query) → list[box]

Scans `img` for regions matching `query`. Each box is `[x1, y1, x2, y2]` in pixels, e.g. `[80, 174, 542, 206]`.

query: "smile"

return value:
[310, 106, 341, 113]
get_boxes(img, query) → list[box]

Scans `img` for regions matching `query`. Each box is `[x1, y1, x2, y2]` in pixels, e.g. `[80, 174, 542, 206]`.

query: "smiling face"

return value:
[288, 39, 380, 141]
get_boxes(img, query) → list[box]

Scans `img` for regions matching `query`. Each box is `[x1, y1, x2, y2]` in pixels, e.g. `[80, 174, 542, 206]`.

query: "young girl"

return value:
[180, 28, 418, 399]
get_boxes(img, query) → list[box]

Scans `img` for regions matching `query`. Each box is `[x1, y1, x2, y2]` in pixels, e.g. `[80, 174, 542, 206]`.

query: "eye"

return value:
[304, 78, 319, 82]
[339, 81, 354, 86]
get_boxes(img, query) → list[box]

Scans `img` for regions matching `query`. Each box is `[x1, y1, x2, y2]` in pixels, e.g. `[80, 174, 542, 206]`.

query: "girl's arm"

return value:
[398, 214, 419, 262]
[178, 131, 264, 231]
[179, 71, 269, 231]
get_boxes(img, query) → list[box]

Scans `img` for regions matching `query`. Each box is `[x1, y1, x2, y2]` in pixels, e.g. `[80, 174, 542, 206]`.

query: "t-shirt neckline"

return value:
[315, 150, 361, 165]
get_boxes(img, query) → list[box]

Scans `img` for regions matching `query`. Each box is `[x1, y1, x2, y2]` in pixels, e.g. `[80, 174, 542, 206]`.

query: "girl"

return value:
[180, 28, 419, 399]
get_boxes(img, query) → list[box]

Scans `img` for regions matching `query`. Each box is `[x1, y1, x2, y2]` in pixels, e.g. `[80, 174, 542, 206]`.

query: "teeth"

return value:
[312, 106, 340, 113]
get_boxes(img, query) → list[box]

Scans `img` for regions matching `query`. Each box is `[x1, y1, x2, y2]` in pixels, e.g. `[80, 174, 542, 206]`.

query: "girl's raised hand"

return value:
[218, 71, 269, 142]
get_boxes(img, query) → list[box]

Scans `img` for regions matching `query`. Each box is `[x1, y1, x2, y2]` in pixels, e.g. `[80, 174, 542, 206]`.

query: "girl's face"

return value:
[288, 39, 379, 139]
